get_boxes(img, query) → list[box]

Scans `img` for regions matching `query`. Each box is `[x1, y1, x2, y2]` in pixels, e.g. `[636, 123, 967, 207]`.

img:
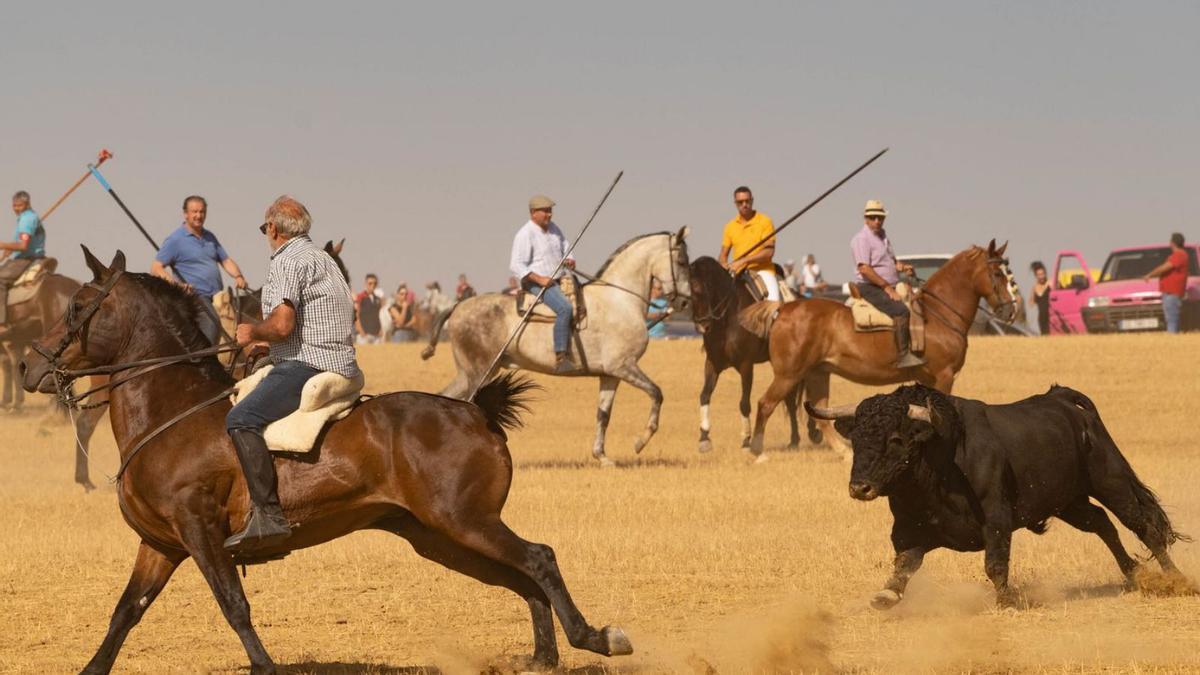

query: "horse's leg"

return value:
[749, 372, 802, 460]
[698, 357, 719, 454]
[440, 366, 477, 400]
[737, 362, 754, 449]
[178, 511, 276, 673]
[803, 371, 844, 454]
[441, 516, 631, 658]
[784, 383, 801, 450]
[593, 375, 619, 467]
[0, 352, 12, 409]
[377, 514, 560, 669]
[73, 405, 105, 491]
[616, 364, 663, 455]
[81, 541, 185, 674]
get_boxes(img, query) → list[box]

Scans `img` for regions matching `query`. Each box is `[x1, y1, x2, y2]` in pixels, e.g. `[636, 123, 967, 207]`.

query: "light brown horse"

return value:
[744, 240, 1015, 459]
[21, 248, 631, 674]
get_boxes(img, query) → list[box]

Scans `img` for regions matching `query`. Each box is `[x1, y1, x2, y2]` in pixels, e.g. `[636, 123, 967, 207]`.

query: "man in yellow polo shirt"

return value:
[719, 185, 780, 301]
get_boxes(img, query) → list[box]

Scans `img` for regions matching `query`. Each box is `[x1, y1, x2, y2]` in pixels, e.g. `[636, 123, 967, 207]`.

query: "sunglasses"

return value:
[866, 215, 885, 222]
[259, 222, 270, 235]
[735, 199, 752, 205]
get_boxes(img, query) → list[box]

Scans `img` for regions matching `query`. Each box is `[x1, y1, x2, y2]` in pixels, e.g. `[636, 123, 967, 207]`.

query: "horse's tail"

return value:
[420, 302, 458, 360]
[1057, 385, 1190, 547]
[471, 371, 540, 439]
[738, 301, 781, 339]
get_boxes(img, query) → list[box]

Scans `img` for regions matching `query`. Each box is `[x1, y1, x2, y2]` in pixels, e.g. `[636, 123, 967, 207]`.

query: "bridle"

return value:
[576, 233, 690, 308]
[916, 255, 1016, 338]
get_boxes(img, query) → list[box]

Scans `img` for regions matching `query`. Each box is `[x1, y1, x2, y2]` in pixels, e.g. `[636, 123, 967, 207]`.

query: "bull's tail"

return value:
[738, 301, 781, 339]
[470, 371, 539, 439]
[1055, 385, 1190, 547]
[420, 302, 457, 361]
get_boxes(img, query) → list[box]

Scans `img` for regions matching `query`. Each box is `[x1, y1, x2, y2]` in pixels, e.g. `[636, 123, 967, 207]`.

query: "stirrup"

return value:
[224, 506, 292, 553]
[895, 351, 926, 369]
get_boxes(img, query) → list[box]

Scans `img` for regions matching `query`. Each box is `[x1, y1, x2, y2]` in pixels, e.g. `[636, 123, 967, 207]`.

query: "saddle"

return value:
[740, 264, 797, 303]
[6, 258, 57, 306]
[846, 283, 925, 351]
[515, 274, 588, 330]
[230, 365, 365, 453]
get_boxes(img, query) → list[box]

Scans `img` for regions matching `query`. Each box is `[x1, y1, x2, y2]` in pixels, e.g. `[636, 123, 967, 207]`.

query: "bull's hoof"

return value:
[698, 438, 713, 454]
[601, 625, 633, 656]
[870, 589, 901, 610]
[996, 588, 1020, 609]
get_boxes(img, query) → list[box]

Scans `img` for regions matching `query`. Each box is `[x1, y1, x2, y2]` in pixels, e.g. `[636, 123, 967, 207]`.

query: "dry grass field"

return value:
[2, 334, 1199, 674]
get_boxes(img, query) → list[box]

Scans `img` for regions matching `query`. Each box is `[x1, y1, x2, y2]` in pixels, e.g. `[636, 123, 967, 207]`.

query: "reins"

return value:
[910, 254, 1016, 340]
[114, 386, 235, 481]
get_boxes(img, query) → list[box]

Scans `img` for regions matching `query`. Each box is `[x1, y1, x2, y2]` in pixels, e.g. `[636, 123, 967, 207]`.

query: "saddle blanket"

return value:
[516, 275, 588, 329]
[845, 282, 925, 352]
[7, 258, 58, 306]
[230, 365, 365, 453]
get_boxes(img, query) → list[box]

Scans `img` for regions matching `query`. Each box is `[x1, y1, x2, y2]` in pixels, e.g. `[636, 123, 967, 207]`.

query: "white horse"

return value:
[422, 227, 691, 465]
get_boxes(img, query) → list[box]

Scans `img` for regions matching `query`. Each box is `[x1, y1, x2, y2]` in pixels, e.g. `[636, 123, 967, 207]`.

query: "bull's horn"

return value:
[805, 402, 857, 420]
[907, 404, 931, 422]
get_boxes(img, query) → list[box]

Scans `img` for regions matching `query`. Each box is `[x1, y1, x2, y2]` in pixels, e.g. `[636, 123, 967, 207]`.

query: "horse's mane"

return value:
[127, 273, 234, 384]
[690, 255, 735, 291]
[924, 246, 985, 288]
[595, 231, 671, 278]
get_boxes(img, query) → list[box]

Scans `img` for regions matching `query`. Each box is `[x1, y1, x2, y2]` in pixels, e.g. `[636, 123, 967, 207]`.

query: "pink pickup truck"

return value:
[1049, 245, 1200, 334]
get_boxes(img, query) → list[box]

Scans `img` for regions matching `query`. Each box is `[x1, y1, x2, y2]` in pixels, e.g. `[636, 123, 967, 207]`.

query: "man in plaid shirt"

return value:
[224, 195, 359, 554]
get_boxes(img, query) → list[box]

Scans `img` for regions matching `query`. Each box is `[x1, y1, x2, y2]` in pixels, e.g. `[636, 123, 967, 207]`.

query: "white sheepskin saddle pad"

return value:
[230, 365, 365, 453]
[846, 282, 912, 332]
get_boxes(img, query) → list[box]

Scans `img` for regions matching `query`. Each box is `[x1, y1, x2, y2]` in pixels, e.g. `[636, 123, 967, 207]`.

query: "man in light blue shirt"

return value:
[150, 195, 248, 344]
[0, 191, 47, 325]
[510, 194, 579, 373]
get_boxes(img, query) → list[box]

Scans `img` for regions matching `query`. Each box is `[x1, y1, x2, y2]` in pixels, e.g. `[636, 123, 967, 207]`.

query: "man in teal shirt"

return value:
[0, 191, 47, 324]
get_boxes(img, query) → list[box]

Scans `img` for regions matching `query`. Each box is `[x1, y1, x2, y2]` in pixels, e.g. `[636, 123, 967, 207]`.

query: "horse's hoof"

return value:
[419, 346, 435, 360]
[698, 439, 713, 454]
[602, 625, 633, 656]
[740, 436, 751, 449]
[633, 438, 646, 454]
[79, 480, 97, 493]
[787, 440, 801, 450]
[870, 589, 901, 610]
[753, 453, 770, 465]
[597, 455, 615, 468]
[748, 436, 764, 455]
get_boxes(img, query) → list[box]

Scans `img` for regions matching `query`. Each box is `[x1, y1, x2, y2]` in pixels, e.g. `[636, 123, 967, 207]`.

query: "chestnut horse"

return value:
[745, 240, 1015, 459]
[21, 248, 631, 674]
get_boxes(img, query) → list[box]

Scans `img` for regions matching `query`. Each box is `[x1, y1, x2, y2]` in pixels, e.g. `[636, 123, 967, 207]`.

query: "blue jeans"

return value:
[526, 281, 573, 353]
[226, 360, 321, 434]
[1162, 293, 1182, 334]
[195, 295, 222, 346]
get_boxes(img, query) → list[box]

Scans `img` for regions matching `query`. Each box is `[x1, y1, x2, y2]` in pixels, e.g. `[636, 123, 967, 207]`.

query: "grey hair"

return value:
[12, 191, 30, 204]
[265, 195, 312, 237]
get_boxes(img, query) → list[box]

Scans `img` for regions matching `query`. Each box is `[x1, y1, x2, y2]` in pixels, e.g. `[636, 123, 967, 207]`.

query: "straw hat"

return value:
[863, 200, 888, 217]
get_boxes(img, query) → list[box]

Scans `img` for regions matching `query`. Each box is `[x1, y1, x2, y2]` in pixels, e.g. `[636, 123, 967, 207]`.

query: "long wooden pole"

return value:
[38, 149, 113, 222]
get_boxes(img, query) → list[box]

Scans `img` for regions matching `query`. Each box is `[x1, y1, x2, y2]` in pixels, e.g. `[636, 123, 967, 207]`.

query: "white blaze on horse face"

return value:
[700, 404, 711, 432]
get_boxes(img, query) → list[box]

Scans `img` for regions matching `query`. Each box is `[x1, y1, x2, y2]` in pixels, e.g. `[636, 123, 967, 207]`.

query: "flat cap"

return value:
[529, 194, 556, 211]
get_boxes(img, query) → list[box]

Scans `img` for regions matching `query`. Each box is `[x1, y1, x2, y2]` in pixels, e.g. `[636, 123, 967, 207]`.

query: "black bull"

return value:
[809, 384, 1188, 609]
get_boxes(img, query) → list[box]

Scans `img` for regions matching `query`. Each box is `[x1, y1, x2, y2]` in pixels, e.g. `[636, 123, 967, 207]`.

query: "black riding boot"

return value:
[224, 429, 291, 553]
[894, 315, 926, 368]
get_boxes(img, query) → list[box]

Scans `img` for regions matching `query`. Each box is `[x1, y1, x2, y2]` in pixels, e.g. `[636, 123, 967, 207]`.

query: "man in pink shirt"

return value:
[850, 200, 922, 367]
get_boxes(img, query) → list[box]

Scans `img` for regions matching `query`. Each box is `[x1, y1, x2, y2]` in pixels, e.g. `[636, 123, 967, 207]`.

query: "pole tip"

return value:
[98, 149, 113, 162]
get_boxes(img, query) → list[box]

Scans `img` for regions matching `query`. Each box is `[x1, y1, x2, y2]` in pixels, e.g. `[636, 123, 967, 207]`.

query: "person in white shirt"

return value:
[802, 253, 826, 297]
[509, 194, 579, 373]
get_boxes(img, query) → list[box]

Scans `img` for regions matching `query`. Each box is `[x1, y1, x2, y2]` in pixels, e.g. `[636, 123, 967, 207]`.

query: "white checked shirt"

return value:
[262, 235, 360, 378]
[510, 220, 573, 281]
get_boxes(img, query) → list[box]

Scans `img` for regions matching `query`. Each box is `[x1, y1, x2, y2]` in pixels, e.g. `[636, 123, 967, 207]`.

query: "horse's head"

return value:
[688, 256, 733, 335]
[659, 226, 692, 312]
[21, 247, 134, 393]
[324, 238, 349, 283]
[973, 239, 1017, 323]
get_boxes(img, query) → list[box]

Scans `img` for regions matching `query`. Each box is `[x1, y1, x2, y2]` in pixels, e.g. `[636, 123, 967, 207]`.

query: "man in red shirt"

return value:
[1144, 232, 1189, 333]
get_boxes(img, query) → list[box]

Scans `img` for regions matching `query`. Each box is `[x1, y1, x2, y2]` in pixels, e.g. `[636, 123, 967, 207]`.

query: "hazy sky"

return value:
[4, 2, 1197, 296]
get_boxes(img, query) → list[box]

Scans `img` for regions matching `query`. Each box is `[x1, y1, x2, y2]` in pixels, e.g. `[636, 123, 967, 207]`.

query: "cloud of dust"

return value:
[630, 596, 835, 674]
[1133, 566, 1200, 597]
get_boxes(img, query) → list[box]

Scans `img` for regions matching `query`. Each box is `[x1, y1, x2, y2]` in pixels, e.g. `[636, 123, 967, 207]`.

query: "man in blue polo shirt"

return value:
[0, 190, 47, 325]
[151, 195, 248, 343]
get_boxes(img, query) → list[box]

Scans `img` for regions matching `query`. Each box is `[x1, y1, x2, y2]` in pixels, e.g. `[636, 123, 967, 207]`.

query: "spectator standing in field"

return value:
[1143, 232, 1189, 333]
[501, 276, 520, 296]
[456, 273, 477, 301]
[423, 281, 454, 314]
[802, 253, 826, 298]
[646, 279, 670, 339]
[782, 259, 800, 296]
[1029, 261, 1051, 335]
[150, 195, 248, 344]
[388, 283, 417, 342]
[354, 273, 384, 344]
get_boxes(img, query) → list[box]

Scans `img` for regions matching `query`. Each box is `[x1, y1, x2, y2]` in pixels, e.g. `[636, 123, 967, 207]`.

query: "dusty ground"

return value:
[1, 334, 1198, 674]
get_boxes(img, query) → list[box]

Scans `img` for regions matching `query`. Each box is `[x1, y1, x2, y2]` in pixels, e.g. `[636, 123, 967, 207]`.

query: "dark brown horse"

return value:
[21, 248, 632, 674]
[688, 256, 802, 452]
[2, 270, 107, 489]
[745, 241, 1015, 459]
